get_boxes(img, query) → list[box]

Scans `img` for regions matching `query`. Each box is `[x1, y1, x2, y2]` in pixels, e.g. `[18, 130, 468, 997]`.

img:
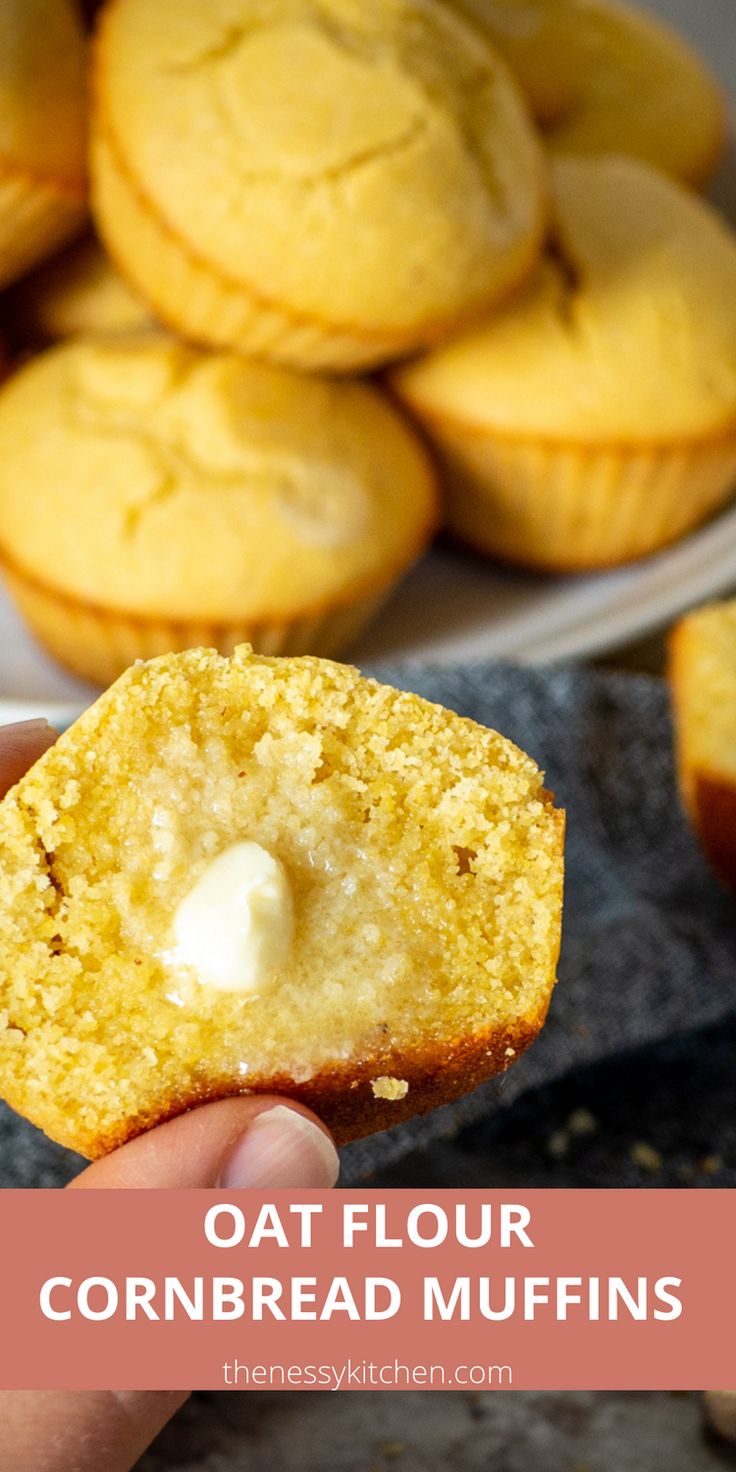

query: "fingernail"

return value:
[2, 718, 52, 736]
[219, 1105, 340, 1189]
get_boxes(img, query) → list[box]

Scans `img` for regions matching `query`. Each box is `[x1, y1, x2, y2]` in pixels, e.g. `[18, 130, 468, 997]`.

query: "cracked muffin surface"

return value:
[0, 334, 437, 681]
[0, 646, 564, 1156]
[91, 0, 546, 370]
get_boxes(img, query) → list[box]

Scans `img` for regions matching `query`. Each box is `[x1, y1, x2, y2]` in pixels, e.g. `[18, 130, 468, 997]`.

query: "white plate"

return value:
[1, 0, 735, 724]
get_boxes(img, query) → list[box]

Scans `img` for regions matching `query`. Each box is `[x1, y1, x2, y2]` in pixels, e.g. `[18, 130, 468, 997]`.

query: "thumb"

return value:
[70, 1095, 340, 1190]
[0, 1101, 339, 1472]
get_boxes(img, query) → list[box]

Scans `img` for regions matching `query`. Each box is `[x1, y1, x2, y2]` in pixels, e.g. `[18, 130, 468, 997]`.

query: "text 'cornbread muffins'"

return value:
[670, 600, 736, 899]
[91, 0, 546, 373]
[4, 234, 152, 346]
[393, 155, 736, 572]
[452, 0, 726, 186]
[0, 0, 88, 288]
[0, 646, 565, 1157]
[0, 335, 437, 684]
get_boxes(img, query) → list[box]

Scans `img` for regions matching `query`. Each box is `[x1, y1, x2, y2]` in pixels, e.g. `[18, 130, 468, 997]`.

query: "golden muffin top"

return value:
[0, 0, 87, 194]
[93, 0, 545, 337]
[0, 335, 436, 618]
[452, 0, 725, 185]
[394, 155, 736, 445]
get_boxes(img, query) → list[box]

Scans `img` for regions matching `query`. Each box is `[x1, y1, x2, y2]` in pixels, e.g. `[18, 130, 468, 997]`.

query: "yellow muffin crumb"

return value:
[371, 1077, 410, 1101]
[0, 646, 564, 1156]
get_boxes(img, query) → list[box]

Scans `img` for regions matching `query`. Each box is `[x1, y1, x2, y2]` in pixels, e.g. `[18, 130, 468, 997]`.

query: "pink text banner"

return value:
[0, 1189, 733, 1391]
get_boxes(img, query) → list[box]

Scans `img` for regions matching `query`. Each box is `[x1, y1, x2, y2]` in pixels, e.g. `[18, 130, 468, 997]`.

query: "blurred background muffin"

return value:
[670, 598, 736, 897]
[0, 0, 87, 289]
[451, 0, 726, 184]
[393, 156, 736, 571]
[90, 0, 546, 372]
[0, 335, 437, 684]
[3, 233, 150, 347]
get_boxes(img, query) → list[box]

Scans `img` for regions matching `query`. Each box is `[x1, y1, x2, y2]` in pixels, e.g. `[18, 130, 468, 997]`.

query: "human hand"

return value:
[0, 719, 340, 1472]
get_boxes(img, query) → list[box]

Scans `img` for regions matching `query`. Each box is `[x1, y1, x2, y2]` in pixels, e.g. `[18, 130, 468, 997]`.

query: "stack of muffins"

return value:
[0, 0, 735, 685]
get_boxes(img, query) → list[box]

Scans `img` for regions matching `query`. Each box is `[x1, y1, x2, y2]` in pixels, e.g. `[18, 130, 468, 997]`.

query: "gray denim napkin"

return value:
[134, 1389, 724, 1472]
[1, 661, 735, 1188]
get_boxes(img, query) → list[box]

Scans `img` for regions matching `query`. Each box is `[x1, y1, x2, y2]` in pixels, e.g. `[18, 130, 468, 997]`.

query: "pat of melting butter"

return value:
[171, 842, 293, 993]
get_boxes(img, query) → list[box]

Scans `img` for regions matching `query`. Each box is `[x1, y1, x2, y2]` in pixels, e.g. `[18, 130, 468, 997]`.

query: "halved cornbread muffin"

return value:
[90, 0, 546, 372]
[0, 0, 88, 288]
[0, 335, 437, 683]
[453, 0, 726, 186]
[0, 646, 564, 1157]
[670, 600, 736, 898]
[393, 156, 736, 572]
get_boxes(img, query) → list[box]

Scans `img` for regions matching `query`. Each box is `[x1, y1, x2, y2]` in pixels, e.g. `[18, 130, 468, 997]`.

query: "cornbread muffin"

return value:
[669, 600, 736, 899]
[0, 0, 88, 289]
[4, 235, 151, 346]
[705, 1394, 736, 1442]
[91, 0, 546, 373]
[0, 335, 437, 684]
[453, 0, 580, 125]
[453, 0, 725, 185]
[393, 156, 736, 572]
[0, 646, 565, 1156]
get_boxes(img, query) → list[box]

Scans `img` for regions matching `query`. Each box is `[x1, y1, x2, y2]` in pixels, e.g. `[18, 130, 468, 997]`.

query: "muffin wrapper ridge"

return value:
[430, 423, 736, 570]
[2, 559, 392, 686]
[93, 130, 430, 374]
